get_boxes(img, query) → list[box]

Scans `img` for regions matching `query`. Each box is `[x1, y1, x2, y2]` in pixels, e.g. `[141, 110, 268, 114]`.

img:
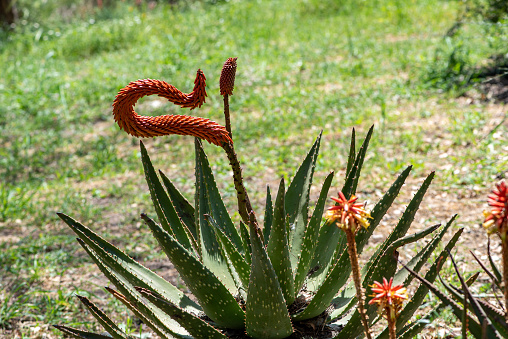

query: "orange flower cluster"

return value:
[325, 192, 371, 233]
[483, 180, 508, 239]
[369, 277, 407, 320]
[220, 57, 238, 96]
[112, 70, 232, 146]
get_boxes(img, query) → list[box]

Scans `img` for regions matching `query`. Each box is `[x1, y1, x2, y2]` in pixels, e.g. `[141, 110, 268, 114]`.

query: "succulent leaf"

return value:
[377, 228, 464, 339]
[246, 216, 294, 339]
[207, 215, 250, 289]
[57, 213, 200, 313]
[263, 185, 274, 245]
[345, 128, 356, 177]
[395, 303, 446, 339]
[159, 169, 197, 240]
[356, 165, 413, 255]
[195, 140, 237, 292]
[488, 238, 503, 283]
[195, 139, 244, 253]
[342, 125, 374, 199]
[363, 172, 435, 277]
[140, 141, 195, 253]
[447, 250, 503, 338]
[53, 325, 116, 339]
[305, 220, 344, 292]
[267, 178, 296, 304]
[394, 215, 457, 287]
[239, 221, 252, 266]
[136, 287, 228, 339]
[76, 295, 130, 339]
[294, 171, 334, 294]
[141, 214, 245, 329]
[287, 133, 322, 270]
[76, 239, 188, 338]
[400, 261, 486, 338]
[105, 286, 179, 339]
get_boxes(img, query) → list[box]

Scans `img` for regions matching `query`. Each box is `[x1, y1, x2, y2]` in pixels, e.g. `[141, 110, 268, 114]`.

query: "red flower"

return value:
[483, 180, 508, 239]
[369, 277, 407, 320]
[325, 192, 371, 233]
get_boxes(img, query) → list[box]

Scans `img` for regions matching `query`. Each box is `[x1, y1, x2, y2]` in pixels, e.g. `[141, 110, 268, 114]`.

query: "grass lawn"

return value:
[0, 0, 507, 337]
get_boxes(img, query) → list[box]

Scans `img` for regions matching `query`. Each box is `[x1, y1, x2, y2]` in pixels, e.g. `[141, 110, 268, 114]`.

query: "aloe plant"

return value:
[55, 58, 460, 338]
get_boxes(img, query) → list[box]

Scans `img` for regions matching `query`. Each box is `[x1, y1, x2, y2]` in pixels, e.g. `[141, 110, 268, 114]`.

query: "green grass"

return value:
[0, 0, 506, 337]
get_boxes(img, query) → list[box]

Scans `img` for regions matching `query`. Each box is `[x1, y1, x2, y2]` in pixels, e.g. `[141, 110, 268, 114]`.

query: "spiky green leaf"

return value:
[287, 133, 321, 270]
[447, 250, 503, 338]
[240, 221, 252, 266]
[53, 325, 115, 339]
[159, 170, 197, 240]
[263, 185, 273, 245]
[294, 171, 334, 293]
[401, 261, 486, 338]
[105, 287, 179, 339]
[136, 288, 228, 339]
[246, 215, 293, 339]
[342, 125, 374, 198]
[141, 214, 245, 329]
[377, 228, 464, 339]
[76, 238, 187, 339]
[195, 140, 237, 292]
[267, 178, 295, 304]
[140, 141, 194, 252]
[76, 295, 129, 339]
[207, 215, 250, 289]
[345, 128, 356, 177]
[57, 213, 200, 314]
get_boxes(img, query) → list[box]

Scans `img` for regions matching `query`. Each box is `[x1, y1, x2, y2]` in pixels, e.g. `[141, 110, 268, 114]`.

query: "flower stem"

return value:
[222, 142, 261, 238]
[502, 239, 508, 321]
[223, 94, 232, 139]
[386, 307, 396, 339]
[345, 228, 372, 339]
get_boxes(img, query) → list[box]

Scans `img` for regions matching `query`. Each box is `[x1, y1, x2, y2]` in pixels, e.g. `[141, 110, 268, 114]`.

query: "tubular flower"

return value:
[325, 191, 371, 233]
[483, 180, 508, 239]
[369, 277, 408, 320]
[112, 70, 232, 146]
[220, 57, 237, 96]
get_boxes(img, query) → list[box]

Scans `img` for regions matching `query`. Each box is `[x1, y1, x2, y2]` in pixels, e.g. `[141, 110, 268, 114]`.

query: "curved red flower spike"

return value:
[112, 70, 232, 146]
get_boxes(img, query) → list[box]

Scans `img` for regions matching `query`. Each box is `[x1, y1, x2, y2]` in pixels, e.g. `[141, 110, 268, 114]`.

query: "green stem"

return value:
[345, 228, 372, 339]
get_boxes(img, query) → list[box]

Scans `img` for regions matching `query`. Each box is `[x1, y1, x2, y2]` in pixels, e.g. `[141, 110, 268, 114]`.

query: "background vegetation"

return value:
[0, 0, 506, 337]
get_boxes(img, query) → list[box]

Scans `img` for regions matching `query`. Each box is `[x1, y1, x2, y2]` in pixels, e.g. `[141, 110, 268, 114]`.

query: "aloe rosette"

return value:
[55, 60, 461, 339]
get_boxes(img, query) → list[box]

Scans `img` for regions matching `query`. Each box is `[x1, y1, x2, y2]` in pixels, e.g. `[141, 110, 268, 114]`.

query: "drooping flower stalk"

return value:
[483, 180, 508, 320]
[369, 277, 408, 339]
[326, 192, 372, 339]
[112, 61, 258, 229]
[112, 70, 231, 146]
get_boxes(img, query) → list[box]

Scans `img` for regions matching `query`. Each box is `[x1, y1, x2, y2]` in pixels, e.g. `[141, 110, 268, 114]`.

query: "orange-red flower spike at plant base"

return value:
[112, 70, 232, 146]
[220, 57, 238, 96]
[325, 191, 371, 234]
[369, 277, 408, 339]
[483, 180, 508, 239]
[369, 277, 408, 316]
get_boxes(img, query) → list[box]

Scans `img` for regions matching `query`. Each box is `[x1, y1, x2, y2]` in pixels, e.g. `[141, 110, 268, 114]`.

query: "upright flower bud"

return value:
[220, 57, 238, 96]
